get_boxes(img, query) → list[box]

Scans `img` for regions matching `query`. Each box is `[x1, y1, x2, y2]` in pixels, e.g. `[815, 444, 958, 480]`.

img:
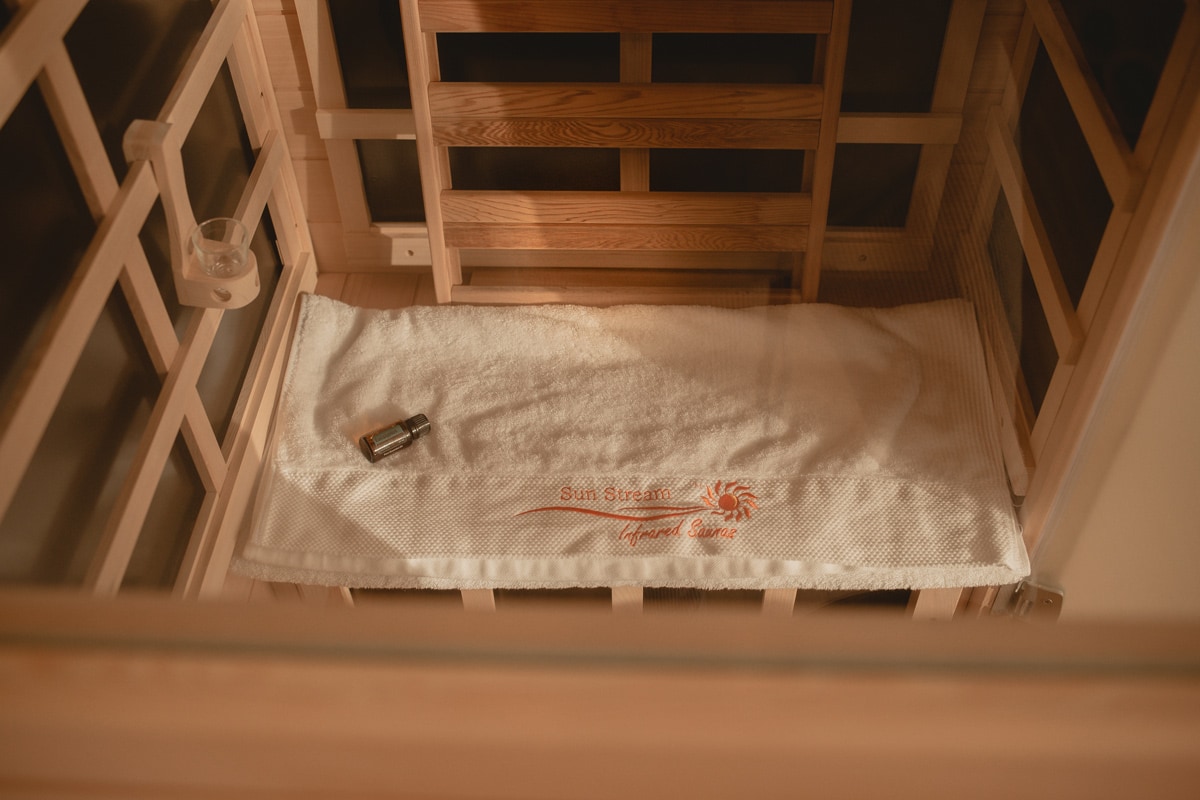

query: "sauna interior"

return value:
[1, 0, 1198, 619]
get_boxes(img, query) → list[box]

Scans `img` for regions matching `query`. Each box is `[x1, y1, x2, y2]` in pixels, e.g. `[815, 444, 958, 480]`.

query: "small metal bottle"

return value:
[359, 414, 431, 462]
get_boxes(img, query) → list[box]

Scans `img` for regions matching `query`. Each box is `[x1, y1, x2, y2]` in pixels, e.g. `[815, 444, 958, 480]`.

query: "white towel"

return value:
[234, 294, 1027, 590]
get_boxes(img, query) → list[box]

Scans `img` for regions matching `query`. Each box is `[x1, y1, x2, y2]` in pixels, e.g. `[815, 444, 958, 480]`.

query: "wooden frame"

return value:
[297, 1, 987, 289]
[957, 0, 1200, 567]
[0, 0, 318, 598]
[3, 588, 1200, 797]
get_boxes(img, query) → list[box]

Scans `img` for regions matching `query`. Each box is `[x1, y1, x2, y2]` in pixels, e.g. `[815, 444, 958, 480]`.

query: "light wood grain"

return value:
[417, 0, 835, 34]
[433, 117, 822, 149]
[402, 0, 460, 301]
[440, 191, 812, 226]
[444, 222, 810, 252]
[796, 0, 851, 299]
[429, 82, 825, 120]
[611, 586, 643, 612]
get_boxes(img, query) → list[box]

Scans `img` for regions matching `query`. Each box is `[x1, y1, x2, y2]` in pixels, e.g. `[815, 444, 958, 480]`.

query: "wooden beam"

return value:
[428, 82, 826, 120]
[417, 0, 835, 34]
[440, 191, 812, 226]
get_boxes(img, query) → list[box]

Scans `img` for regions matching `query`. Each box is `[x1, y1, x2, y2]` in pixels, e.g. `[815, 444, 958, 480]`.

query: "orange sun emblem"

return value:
[701, 481, 758, 522]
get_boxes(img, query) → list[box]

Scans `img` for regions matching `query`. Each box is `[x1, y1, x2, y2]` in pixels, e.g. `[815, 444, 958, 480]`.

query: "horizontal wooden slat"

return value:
[418, 0, 834, 33]
[316, 108, 417, 140]
[441, 191, 812, 226]
[429, 82, 824, 120]
[452, 284, 791, 307]
[432, 117, 821, 149]
[459, 249, 795, 271]
[837, 113, 962, 145]
[446, 222, 808, 251]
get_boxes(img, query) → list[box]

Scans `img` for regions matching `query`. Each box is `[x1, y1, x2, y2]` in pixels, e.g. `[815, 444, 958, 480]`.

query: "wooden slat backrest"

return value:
[403, 0, 849, 303]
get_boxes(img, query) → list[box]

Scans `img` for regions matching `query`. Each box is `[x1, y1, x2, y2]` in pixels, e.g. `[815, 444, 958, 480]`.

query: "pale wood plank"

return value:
[316, 108, 418, 140]
[314, 271, 347, 298]
[323, 139, 373, 231]
[418, 0, 835, 34]
[452, 284, 787, 308]
[7, 595, 1200, 798]
[274, 89, 323, 158]
[620, 32, 651, 192]
[445, 222, 809, 252]
[0, 0, 87, 125]
[1025, 0, 1134, 203]
[611, 586, 643, 613]
[433, 117, 822, 150]
[440, 191, 812, 226]
[256, 11, 313, 91]
[402, 0, 460, 302]
[461, 589, 496, 611]
[987, 110, 1086, 364]
[797, 0, 851, 299]
[460, 249, 793, 271]
[909, 587, 964, 621]
[761, 588, 797, 616]
[428, 82, 825, 120]
[465, 267, 779, 289]
[339, 273, 421, 309]
[290, 158, 343, 222]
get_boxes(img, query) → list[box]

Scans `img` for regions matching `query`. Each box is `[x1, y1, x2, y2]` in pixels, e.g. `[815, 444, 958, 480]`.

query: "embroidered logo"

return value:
[517, 481, 758, 548]
[701, 481, 758, 522]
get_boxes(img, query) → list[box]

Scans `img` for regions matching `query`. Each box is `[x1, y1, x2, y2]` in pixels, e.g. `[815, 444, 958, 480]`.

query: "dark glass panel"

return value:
[64, 0, 212, 180]
[1058, 0, 1185, 147]
[828, 144, 922, 228]
[450, 147, 620, 191]
[1020, 46, 1112, 308]
[989, 198, 1058, 416]
[650, 149, 806, 193]
[437, 34, 619, 82]
[359, 139, 426, 222]
[329, 0, 412, 108]
[652, 34, 815, 83]
[185, 65, 284, 441]
[0, 291, 159, 585]
[122, 434, 205, 589]
[0, 84, 97, 411]
[842, 0, 952, 112]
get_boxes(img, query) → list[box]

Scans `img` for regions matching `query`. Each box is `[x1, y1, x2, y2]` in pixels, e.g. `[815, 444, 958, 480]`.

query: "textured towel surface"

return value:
[235, 294, 1027, 590]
